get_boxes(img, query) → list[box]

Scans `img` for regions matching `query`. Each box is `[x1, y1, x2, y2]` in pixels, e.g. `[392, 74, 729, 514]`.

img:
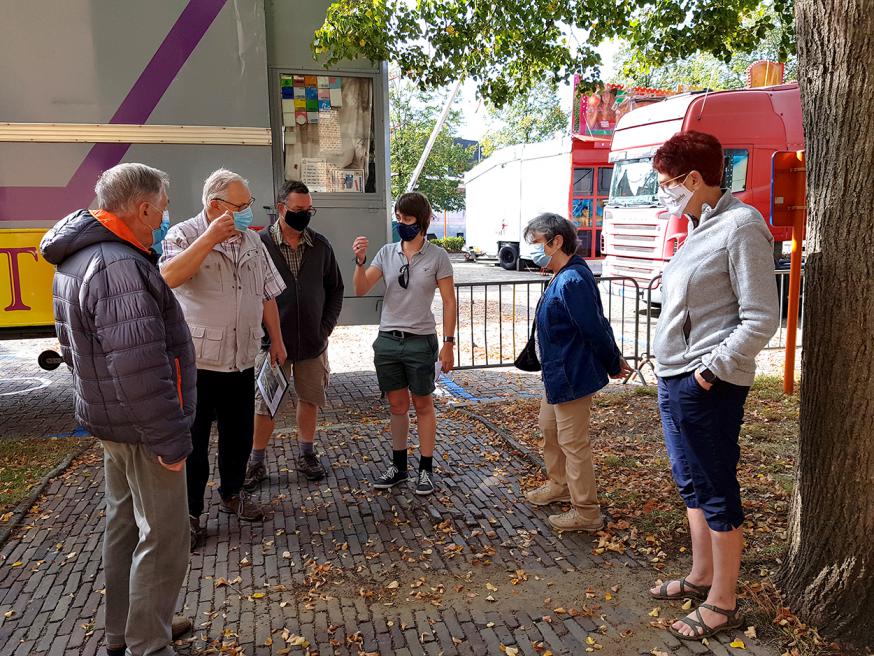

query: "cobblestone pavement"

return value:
[0, 358, 779, 656]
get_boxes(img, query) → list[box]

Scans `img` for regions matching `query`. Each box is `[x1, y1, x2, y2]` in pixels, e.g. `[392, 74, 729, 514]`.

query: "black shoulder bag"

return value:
[514, 321, 541, 372]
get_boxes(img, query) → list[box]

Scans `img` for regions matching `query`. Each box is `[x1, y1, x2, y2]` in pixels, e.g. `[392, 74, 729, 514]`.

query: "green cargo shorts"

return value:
[373, 331, 439, 397]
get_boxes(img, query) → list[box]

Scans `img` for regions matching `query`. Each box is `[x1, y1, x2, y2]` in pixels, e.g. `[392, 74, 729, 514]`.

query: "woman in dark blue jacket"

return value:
[523, 214, 631, 531]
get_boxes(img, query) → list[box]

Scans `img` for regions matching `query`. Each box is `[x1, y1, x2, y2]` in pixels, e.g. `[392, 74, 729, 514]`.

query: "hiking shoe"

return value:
[189, 515, 203, 552]
[525, 481, 571, 506]
[373, 465, 408, 489]
[414, 470, 435, 496]
[296, 452, 326, 481]
[171, 615, 193, 640]
[243, 461, 268, 491]
[220, 492, 268, 522]
[548, 507, 604, 532]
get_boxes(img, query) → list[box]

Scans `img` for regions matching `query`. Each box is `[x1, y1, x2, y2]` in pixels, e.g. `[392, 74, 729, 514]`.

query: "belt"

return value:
[380, 330, 430, 340]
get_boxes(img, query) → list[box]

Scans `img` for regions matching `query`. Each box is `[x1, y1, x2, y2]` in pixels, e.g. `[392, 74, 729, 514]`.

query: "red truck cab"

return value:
[602, 83, 804, 294]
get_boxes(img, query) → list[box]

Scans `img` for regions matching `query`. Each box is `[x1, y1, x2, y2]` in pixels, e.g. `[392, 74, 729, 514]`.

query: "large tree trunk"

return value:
[778, 0, 874, 648]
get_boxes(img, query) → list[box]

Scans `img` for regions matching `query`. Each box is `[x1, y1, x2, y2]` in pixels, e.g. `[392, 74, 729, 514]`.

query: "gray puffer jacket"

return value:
[41, 209, 196, 463]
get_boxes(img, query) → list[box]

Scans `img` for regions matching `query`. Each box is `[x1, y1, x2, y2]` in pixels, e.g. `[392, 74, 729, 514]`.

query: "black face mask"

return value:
[283, 209, 312, 232]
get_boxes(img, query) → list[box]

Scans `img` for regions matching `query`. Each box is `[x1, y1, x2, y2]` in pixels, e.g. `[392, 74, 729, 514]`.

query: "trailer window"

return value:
[724, 149, 749, 193]
[598, 168, 613, 196]
[279, 74, 376, 193]
[573, 168, 594, 195]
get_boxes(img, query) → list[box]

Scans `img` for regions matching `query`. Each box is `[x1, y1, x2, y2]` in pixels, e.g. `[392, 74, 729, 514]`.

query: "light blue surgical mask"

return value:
[151, 210, 171, 255]
[233, 206, 254, 231]
[530, 238, 555, 269]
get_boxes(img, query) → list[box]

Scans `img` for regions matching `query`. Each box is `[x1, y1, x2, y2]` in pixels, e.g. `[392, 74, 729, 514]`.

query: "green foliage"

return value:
[429, 237, 465, 252]
[481, 80, 568, 157]
[313, 0, 795, 107]
[611, 19, 797, 90]
[389, 74, 472, 212]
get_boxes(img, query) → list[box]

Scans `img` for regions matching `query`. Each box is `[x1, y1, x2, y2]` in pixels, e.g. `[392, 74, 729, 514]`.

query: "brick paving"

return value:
[0, 359, 780, 656]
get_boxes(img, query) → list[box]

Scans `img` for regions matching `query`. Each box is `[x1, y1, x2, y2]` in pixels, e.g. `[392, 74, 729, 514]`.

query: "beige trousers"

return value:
[538, 394, 601, 523]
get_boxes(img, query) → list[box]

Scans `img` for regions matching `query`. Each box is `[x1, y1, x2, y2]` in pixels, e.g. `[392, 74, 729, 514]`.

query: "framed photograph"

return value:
[256, 357, 288, 418]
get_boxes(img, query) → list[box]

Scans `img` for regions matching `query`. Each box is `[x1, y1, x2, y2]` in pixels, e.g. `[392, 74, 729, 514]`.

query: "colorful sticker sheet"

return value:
[280, 74, 343, 127]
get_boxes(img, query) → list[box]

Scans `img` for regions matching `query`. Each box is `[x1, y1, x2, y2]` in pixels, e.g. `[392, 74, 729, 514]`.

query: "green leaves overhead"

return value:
[389, 76, 472, 212]
[481, 81, 568, 157]
[313, 0, 795, 106]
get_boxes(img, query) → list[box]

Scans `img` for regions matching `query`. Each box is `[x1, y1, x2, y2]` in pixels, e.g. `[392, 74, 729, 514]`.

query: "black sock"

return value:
[393, 449, 407, 471]
[419, 455, 433, 473]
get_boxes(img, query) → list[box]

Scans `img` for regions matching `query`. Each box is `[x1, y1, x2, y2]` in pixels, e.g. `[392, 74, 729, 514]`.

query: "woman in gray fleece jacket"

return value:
[647, 132, 779, 640]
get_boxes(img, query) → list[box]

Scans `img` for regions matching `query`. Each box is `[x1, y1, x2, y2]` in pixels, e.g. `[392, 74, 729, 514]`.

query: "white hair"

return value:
[202, 168, 249, 207]
[95, 163, 169, 214]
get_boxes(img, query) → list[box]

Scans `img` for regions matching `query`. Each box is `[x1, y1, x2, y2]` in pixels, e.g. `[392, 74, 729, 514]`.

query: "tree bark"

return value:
[778, 0, 874, 648]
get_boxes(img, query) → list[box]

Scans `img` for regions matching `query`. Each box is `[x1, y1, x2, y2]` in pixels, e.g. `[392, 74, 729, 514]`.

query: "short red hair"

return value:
[653, 131, 724, 187]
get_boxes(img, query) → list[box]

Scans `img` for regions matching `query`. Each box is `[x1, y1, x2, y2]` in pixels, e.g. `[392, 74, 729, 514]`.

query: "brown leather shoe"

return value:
[171, 614, 192, 639]
[220, 492, 268, 522]
[107, 614, 191, 654]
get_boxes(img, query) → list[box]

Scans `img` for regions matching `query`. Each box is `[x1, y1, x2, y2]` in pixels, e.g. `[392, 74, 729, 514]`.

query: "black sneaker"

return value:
[189, 515, 203, 552]
[414, 470, 435, 496]
[243, 461, 268, 491]
[373, 465, 408, 489]
[296, 452, 326, 481]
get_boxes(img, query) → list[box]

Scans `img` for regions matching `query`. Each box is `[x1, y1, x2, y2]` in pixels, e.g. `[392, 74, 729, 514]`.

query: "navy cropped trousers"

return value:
[657, 371, 750, 532]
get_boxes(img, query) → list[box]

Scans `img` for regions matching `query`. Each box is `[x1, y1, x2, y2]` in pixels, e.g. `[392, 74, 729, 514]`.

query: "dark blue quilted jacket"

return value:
[40, 210, 195, 463]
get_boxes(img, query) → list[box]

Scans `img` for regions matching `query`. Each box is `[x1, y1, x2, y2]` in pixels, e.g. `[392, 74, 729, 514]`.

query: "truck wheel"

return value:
[498, 244, 519, 271]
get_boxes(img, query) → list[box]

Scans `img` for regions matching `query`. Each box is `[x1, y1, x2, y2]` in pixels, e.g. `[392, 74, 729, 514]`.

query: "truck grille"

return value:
[603, 256, 662, 283]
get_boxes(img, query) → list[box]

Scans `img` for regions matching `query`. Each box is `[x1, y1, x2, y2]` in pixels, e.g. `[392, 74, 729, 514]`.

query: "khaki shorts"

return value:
[254, 349, 330, 416]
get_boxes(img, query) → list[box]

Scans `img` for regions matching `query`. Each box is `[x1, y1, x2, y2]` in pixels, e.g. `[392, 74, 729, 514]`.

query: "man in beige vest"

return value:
[160, 169, 286, 548]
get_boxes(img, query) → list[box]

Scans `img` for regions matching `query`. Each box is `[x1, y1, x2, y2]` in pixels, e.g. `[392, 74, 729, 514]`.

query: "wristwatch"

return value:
[443, 336, 455, 343]
[354, 254, 366, 267]
[698, 367, 718, 384]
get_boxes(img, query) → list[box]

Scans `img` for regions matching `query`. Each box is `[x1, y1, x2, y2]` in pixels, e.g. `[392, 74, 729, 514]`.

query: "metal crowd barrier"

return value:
[453, 268, 805, 384]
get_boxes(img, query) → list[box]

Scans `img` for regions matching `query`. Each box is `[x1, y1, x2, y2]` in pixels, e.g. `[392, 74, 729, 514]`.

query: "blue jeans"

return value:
[657, 372, 750, 532]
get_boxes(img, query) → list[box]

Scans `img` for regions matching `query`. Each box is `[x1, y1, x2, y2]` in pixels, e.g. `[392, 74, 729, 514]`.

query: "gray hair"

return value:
[94, 163, 169, 214]
[523, 213, 579, 255]
[202, 168, 249, 207]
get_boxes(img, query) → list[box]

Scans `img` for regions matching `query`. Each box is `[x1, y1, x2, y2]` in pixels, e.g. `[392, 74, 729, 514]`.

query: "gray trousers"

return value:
[102, 441, 190, 656]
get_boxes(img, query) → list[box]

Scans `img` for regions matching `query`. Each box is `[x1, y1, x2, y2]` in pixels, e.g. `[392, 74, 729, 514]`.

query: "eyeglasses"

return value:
[658, 172, 690, 193]
[216, 197, 255, 211]
[398, 263, 410, 289]
[281, 205, 317, 218]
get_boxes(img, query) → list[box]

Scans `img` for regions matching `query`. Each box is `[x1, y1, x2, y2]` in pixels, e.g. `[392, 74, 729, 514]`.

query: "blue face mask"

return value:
[530, 238, 555, 268]
[151, 210, 171, 255]
[233, 206, 254, 231]
[397, 222, 421, 242]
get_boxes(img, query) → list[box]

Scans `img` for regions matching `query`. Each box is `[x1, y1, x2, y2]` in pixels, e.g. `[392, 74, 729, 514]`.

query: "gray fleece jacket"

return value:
[653, 192, 779, 386]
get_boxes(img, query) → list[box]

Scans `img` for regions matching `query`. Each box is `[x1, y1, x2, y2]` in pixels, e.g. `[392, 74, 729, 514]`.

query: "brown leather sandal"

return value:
[669, 602, 744, 641]
[649, 577, 711, 601]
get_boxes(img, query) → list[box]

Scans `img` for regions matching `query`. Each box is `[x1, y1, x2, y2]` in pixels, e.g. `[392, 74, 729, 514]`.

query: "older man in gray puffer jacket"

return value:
[41, 163, 195, 656]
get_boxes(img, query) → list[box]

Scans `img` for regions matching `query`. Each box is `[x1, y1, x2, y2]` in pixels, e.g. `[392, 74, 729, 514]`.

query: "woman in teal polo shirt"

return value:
[352, 192, 457, 496]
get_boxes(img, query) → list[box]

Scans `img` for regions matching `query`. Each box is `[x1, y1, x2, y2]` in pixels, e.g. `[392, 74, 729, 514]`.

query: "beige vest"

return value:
[173, 230, 265, 372]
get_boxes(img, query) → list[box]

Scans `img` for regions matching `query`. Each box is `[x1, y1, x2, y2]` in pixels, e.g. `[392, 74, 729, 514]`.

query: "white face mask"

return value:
[657, 176, 694, 217]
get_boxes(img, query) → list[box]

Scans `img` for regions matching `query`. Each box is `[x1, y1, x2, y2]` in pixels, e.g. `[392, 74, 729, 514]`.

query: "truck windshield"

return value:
[609, 158, 659, 206]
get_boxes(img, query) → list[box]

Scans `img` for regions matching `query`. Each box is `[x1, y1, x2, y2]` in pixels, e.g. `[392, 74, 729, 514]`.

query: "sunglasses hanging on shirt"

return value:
[398, 263, 410, 289]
